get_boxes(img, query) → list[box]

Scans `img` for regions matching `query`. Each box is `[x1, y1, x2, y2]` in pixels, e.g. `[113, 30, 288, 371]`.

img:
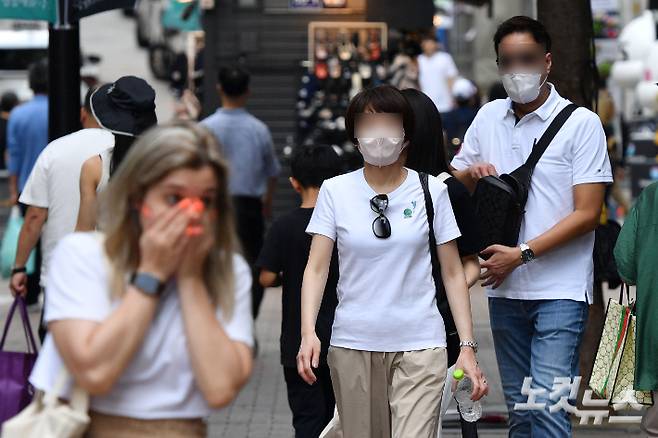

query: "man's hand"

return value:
[10, 271, 27, 297]
[468, 162, 498, 180]
[454, 162, 499, 192]
[480, 245, 523, 289]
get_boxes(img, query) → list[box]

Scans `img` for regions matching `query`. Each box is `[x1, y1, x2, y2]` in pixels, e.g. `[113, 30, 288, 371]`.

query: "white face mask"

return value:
[501, 71, 548, 104]
[357, 134, 406, 168]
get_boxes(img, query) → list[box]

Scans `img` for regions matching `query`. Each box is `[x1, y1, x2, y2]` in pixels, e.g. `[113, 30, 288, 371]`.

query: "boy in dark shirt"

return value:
[257, 145, 341, 438]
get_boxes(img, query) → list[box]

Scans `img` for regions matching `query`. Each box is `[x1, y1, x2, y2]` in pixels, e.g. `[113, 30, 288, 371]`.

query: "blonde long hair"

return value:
[99, 121, 237, 317]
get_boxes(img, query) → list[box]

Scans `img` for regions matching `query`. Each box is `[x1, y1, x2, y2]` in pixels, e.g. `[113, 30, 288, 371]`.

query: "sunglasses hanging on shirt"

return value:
[370, 194, 391, 239]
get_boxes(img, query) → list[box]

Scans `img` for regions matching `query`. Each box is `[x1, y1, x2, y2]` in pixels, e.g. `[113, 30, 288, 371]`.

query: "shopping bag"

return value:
[1, 367, 89, 438]
[0, 207, 36, 279]
[0, 296, 38, 422]
[589, 285, 653, 406]
[610, 311, 653, 406]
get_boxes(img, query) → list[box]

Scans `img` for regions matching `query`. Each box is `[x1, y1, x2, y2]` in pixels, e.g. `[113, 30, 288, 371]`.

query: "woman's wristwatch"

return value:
[459, 340, 478, 353]
[130, 272, 166, 297]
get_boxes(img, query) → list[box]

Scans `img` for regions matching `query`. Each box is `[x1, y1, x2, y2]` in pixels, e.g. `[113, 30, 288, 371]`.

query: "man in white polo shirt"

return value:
[452, 16, 612, 437]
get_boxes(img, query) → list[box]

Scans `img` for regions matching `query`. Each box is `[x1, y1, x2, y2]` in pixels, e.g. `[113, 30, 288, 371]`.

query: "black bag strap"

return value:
[419, 173, 441, 295]
[524, 103, 578, 170]
[420, 172, 461, 368]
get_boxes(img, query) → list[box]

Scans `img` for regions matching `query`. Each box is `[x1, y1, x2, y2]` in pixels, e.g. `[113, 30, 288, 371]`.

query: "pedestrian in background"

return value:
[7, 59, 49, 310]
[298, 85, 487, 438]
[614, 181, 658, 437]
[441, 78, 479, 161]
[10, 87, 114, 340]
[76, 76, 157, 231]
[257, 144, 342, 438]
[202, 66, 281, 319]
[0, 91, 19, 171]
[418, 35, 459, 114]
[29, 122, 254, 437]
[402, 87, 483, 437]
[389, 39, 422, 91]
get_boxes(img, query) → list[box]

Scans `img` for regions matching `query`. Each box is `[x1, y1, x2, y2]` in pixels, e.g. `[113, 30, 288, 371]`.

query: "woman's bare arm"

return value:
[76, 156, 102, 232]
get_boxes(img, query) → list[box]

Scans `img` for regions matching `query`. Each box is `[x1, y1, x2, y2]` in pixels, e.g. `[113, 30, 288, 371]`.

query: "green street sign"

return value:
[0, 0, 56, 22]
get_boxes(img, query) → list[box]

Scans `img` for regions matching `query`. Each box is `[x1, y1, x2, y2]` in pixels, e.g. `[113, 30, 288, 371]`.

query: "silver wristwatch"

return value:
[459, 340, 478, 353]
[520, 242, 536, 264]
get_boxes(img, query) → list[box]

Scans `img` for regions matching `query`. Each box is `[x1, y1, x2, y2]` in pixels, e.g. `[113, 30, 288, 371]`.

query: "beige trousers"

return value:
[85, 411, 206, 438]
[327, 346, 447, 438]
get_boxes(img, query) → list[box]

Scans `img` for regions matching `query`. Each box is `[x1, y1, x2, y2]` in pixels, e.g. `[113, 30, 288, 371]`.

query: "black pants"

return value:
[283, 365, 335, 438]
[232, 196, 265, 318]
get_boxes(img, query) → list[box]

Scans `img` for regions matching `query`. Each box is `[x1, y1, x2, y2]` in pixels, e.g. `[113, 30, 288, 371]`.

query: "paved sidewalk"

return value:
[205, 287, 646, 437]
[0, 279, 646, 437]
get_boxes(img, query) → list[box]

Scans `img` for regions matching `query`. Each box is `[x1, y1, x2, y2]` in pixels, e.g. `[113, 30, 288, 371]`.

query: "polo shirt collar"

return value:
[503, 83, 562, 122]
[218, 107, 247, 115]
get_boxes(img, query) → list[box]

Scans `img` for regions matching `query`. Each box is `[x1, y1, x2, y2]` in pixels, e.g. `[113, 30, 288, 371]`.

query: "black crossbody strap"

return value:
[524, 103, 578, 170]
[419, 173, 445, 301]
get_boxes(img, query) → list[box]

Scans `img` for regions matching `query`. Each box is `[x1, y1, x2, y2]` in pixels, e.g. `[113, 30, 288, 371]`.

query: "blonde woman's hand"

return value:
[453, 348, 489, 401]
[138, 200, 192, 281]
[297, 332, 321, 385]
[177, 211, 215, 281]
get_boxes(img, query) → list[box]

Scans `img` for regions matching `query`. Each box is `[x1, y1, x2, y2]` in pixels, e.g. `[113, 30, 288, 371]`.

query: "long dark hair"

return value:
[401, 88, 450, 176]
[110, 134, 137, 177]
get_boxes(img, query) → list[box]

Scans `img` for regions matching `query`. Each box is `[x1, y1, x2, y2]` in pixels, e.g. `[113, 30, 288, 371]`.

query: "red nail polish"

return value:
[179, 198, 192, 209]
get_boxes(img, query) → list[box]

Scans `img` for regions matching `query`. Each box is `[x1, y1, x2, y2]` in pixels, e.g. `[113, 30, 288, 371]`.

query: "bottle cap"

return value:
[453, 369, 465, 380]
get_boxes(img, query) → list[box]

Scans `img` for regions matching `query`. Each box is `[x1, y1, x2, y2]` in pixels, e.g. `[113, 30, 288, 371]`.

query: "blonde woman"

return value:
[29, 122, 254, 437]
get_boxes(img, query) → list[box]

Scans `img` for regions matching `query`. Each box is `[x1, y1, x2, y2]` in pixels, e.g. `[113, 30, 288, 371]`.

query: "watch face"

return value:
[132, 273, 163, 296]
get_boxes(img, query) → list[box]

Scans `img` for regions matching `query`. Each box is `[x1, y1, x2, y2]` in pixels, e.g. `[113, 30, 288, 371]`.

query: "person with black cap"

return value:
[10, 87, 114, 341]
[76, 76, 157, 231]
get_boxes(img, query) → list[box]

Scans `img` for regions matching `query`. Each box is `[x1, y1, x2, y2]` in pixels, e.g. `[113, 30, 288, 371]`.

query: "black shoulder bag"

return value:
[419, 172, 460, 367]
[473, 104, 578, 258]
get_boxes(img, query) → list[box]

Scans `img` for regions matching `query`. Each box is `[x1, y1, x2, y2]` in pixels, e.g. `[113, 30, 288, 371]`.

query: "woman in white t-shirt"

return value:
[298, 85, 488, 437]
[29, 122, 254, 437]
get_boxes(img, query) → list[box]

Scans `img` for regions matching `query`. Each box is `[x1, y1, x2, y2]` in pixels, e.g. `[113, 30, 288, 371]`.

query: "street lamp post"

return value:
[48, 0, 82, 142]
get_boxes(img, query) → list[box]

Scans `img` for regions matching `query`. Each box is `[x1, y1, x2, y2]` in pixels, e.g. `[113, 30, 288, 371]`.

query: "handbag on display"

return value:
[0, 296, 39, 423]
[588, 284, 653, 407]
[472, 104, 578, 258]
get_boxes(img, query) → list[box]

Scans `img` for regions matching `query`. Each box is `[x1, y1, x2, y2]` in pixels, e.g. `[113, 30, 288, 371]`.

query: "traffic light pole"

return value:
[48, 0, 81, 142]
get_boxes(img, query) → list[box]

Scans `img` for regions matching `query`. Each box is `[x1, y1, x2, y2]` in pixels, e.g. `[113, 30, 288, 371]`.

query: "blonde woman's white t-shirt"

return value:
[306, 168, 461, 352]
[29, 232, 254, 419]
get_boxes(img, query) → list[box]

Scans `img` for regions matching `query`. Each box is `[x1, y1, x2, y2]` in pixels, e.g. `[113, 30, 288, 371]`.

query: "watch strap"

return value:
[459, 340, 478, 353]
[520, 242, 535, 264]
[130, 272, 166, 296]
[11, 266, 27, 276]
